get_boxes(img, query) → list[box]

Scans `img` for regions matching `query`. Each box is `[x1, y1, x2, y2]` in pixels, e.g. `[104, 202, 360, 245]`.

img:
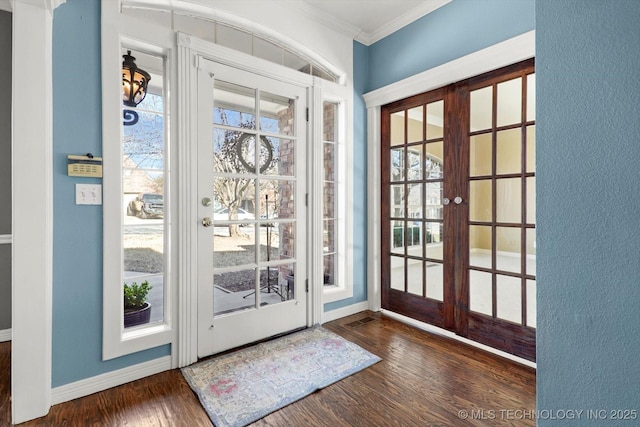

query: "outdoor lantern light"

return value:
[122, 50, 151, 126]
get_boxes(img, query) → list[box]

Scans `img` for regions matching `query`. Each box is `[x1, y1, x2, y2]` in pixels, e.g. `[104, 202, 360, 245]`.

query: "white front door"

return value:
[197, 59, 309, 357]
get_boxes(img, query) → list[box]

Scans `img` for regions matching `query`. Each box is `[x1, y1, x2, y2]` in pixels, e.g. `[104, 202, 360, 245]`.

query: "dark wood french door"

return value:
[381, 59, 536, 361]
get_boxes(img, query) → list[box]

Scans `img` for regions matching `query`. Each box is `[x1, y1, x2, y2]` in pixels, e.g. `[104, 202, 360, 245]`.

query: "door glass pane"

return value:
[407, 146, 423, 180]
[390, 255, 405, 291]
[214, 232, 255, 268]
[213, 177, 256, 219]
[425, 262, 444, 301]
[407, 258, 423, 296]
[470, 86, 492, 131]
[425, 150, 443, 180]
[214, 268, 256, 315]
[390, 111, 405, 146]
[526, 125, 535, 173]
[496, 128, 521, 175]
[497, 77, 522, 127]
[470, 133, 492, 177]
[469, 225, 492, 269]
[526, 279, 536, 327]
[214, 81, 255, 128]
[391, 221, 404, 255]
[258, 264, 294, 304]
[425, 183, 443, 219]
[407, 184, 423, 219]
[496, 178, 521, 223]
[390, 184, 404, 217]
[426, 100, 444, 140]
[470, 180, 492, 222]
[260, 222, 294, 262]
[527, 177, 536, 224]
[407, 221, 422, 258]
[470, 270, 492, 316]
[496, 227, 521, 273]
[526, 74, 536, 122]
[260, 91, 294, 135]
[425, 222, 443, 260]
[496, 275, 521, 323]
[407, 106, 423, 143]
[262, 137, 294, 177]
[526, 228, 536, 276]
[391, 148, 404, 181]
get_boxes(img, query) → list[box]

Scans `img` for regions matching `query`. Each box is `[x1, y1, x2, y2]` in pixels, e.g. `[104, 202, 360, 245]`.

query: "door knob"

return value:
[454, 196, 463, 205]
[202, 197, 212, 207]
[202, 217, 213, 227]
[443, 197, 450, 206]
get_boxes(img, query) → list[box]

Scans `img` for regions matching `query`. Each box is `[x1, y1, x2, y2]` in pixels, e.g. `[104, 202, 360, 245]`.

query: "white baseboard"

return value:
[51, 355, 172, 405]
[321, 301, 370, 324]
[0, 328, 11, 342]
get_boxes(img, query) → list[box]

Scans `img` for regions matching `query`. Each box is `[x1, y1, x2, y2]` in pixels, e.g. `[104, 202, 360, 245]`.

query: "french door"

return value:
[381, 59, 536, 361]
[197, 59, 308, 357]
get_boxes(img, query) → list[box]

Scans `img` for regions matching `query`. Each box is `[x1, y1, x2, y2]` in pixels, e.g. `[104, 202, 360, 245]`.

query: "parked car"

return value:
[213, 208, 254, 222]
[127, 193, 164, 219]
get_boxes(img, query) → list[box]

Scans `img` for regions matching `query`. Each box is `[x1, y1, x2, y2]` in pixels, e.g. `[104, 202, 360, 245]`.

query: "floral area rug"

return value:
[181, 326, 381, 427]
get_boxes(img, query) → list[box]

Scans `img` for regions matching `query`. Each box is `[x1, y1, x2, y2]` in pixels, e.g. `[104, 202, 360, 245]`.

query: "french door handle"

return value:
[443, 197, 451, 206]
[454, 196, 463, 205]
[202, 217, 213, 227]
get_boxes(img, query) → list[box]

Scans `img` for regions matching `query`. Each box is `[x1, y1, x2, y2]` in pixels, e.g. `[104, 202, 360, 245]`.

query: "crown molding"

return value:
[6, 0, 66, 13]
[284, 0, 361, 40]
[364, 0, 451, 45]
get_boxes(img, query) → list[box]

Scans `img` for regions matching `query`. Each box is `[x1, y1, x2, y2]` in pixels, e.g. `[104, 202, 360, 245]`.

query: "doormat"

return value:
[181, 326, 381, 427]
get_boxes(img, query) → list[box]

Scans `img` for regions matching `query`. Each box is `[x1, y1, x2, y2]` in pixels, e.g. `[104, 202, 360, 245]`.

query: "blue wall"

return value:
[52, 0, 169, 387]
[367, 0, 535, 92]
[536, 0, 640, 423]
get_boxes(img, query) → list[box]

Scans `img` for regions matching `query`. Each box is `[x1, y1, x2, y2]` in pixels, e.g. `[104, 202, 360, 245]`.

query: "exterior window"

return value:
[121, 48, 167, 329]
[323, 102, 338, 287]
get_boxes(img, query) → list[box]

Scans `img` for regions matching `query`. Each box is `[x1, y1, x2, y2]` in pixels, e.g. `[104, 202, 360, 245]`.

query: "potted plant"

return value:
[124, 280, 153, 328]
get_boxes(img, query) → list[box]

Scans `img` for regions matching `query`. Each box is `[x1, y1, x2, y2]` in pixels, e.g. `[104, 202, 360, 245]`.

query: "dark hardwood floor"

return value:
[1, 311, 535, 426]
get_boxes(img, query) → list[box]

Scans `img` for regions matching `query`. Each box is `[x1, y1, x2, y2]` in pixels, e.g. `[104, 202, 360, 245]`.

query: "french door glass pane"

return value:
[470, 180, 492, 222]
[263, 137, 294, 177]
[469, 225, 492, 269]
[526, 125, 536, 173]
[470, 86, 492, 131]
[260, 222, 294, 262]
[526, 228, 536, 276]
[496, 129, 521, 175]
[407, 184, 423, 219]
[426, 100, 444, 139]
[407, 106, 423, 143]
[259, 91, 294, 135]
[425, 222, 443, 260]
[496, 227, 521, 273]
[407, 145, 423, 180]
[496, 178, 521, 223]
[390, 185, 404, 217]
[526, 279, 536, 327]
[390, 111, 405, 146]
[527, 177, 536, 224]
[391, 221, 405, 255]
[527, 74, 536, 122]
[390, 256, 404, 290]
[497, 77, 522, 127]
[425, 262, 444, 301]
[407, 259, 423, 296]
[425, 183, 443, 220]
[469, 270, 492, 315]
[213, 81, 255, 128]
[470, 133, 492, 177]
[496, 274, 522, 323]
[214, 268, 256, 315]
[391, 148, 404, 181]
[425, 143, 444, 179]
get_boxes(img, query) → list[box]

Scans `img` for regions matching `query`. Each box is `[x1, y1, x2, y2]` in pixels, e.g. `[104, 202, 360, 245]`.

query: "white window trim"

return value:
[101, 2, 176, 361]
[314, 81, 354, 305]
[364, 30, 535, 311]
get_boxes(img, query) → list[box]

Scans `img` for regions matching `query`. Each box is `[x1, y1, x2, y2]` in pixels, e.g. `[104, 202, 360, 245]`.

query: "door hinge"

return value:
[306, 108, 309, 122]
[306, 279, 309, 292]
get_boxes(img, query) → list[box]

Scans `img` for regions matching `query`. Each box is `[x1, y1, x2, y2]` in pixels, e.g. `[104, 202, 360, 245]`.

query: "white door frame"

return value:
[10, 0, 66, 423]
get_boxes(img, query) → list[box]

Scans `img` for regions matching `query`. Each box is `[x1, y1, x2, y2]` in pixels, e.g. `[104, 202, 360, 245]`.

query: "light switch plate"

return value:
[76, 183, 102, 205]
